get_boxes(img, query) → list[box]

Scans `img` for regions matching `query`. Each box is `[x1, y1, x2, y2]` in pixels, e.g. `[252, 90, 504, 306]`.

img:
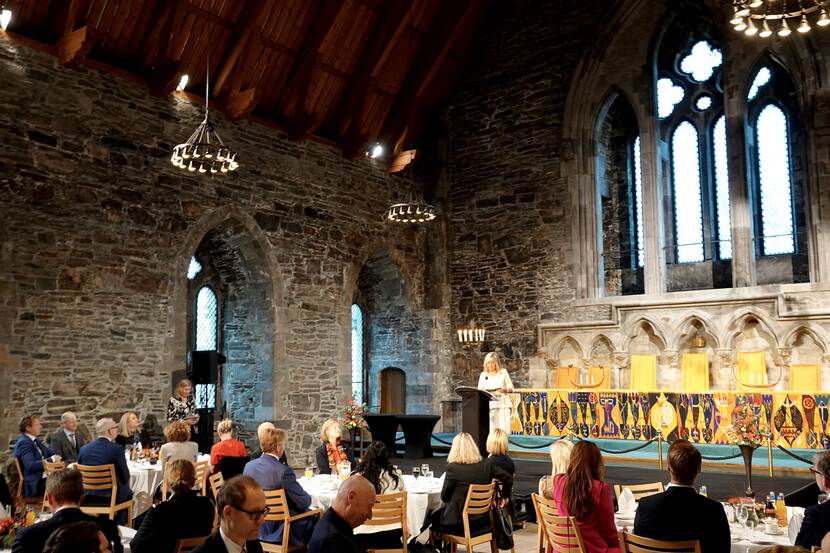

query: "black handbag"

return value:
[492, 504, 514, 550]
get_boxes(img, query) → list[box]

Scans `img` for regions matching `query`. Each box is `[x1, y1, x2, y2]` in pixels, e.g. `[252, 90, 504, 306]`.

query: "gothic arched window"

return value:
[351, 303, 365, 403]
[195, 285, 218, 351]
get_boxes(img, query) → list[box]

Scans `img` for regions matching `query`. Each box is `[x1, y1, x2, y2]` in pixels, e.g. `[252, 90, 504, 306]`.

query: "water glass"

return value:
[412, 466, 421, 478]
[421, 463, 430, 477]
[736, 504, 749, 538]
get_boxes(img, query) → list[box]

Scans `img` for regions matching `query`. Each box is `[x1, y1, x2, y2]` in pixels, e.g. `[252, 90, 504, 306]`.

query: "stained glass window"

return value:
[712, 116, 732, 260]
[633, 136, 645, 268]
[657, 78, 684, 118]
[748, 67, 771, 100]
[351, 304, 364, 404]
[187, 256, 202, 280]
[756, 104, 795, 255]
[672, 121, 705, 263]
[679, 41, 723, 82]
[195, 286, 218, 351]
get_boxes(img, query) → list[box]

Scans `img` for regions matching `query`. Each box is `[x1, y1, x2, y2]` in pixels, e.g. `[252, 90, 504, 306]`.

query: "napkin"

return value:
[788, 511, 804, 544]
[618, 488, 637, 516]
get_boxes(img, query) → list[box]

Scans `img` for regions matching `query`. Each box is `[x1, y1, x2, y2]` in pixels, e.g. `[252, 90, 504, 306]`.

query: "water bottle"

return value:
[699, 485, 707, 497]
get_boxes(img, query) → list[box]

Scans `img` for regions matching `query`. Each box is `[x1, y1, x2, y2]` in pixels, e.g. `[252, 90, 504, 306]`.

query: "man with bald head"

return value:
[308, 475, 375, 553]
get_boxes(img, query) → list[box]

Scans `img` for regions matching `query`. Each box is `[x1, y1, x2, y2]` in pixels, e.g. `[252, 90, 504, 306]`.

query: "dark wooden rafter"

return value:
[56, 0, 98, 65]
[333, 0, 412, 142]
[379, 0, 484, 155]
[277, 0, 349, 139]
[212, 0, 274, 97]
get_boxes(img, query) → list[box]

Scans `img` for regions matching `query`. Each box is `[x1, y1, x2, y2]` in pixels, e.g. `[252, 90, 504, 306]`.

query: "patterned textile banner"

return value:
[509, 389, 830, 449]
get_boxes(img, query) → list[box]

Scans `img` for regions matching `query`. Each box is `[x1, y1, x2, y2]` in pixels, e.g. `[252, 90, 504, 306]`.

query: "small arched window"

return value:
[351, 304, 364, 403]
[671, 120, 704, 263]
[195, 285, 218, 351]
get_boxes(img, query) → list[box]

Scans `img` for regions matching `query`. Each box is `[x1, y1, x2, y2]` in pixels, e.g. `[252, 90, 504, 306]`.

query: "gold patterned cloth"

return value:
[630, 354, 657, 390]
[682, 352, 709, 391]
[790, 363, 820, 391]
[737, 351, 767, 390]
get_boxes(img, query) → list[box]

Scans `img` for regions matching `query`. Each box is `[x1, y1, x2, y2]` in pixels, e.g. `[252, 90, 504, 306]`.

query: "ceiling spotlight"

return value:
[369, 143, 384, 159]
[176, 74, 189, 92]
[0, 9, 11, 31]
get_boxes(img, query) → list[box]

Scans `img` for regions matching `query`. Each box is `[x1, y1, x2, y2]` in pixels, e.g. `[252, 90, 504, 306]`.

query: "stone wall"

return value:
[0, 40, 442, 459]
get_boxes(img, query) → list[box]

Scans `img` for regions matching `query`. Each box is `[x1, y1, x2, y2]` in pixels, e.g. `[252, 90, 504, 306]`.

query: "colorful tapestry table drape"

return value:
[509, 389, 830, 449]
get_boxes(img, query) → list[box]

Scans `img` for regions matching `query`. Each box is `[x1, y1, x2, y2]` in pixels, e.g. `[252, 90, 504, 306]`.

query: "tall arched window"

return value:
[195, 285, 218, 351]
[351, 304, 365, 403]
[671, 120, 704, 263]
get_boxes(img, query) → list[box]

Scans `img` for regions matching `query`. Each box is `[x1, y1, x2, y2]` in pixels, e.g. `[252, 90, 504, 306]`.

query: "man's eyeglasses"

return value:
[810, 467, 825, 478]
[232, 505, 271, 522]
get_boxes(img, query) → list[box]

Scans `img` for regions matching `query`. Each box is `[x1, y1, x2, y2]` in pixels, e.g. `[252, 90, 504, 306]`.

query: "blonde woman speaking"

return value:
[477, 352, 514, 432]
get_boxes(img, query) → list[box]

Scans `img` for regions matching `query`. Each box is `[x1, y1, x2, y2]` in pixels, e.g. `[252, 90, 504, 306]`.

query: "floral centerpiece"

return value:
[0, 516, 17, 548]
[341, 397, 368, 431]
[724, 397, 769, 497]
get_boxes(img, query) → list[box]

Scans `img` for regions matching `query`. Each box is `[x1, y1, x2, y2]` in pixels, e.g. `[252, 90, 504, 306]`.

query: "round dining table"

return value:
[128, 453, 211, 517]
[298, 473, 443, 536]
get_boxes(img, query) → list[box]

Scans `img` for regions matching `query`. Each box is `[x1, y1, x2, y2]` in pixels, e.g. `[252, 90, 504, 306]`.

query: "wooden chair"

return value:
[430, 481, 499, 553]
[12, 457, 43, 506]
[209, 471, 225, 498]
[162, 459, 210, 500]
[532, 492, 585, 553]
[75, 463, 133, 527]
[360, 491, 408, 553]
[620, 532, 701, 553]
[39, 459, 66, 512]
[260, 488, 323, 553]
[531, 493, 557, 553]
[613, 482, 665, 502]
[173, 535, 211, 553]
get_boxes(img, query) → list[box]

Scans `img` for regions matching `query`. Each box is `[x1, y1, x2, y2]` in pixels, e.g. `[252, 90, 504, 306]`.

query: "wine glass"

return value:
[412, 466, 421, 478]
[304, 466, 313, 479]
[736, 504, 749, 538]
[421, 463, 430, 478]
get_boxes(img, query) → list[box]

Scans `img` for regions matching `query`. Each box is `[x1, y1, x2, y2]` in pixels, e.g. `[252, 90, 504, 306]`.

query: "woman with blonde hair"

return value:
[130, 460, 215, 553]
[538, 439, 574, 499]
[477, 352, 514, 432]
[209, 419, 247, 473]
[115, 411, 146, 448]
[430, 432, 513, 537]
[314, 419, 354, 475]
[166, 378, 199, 433]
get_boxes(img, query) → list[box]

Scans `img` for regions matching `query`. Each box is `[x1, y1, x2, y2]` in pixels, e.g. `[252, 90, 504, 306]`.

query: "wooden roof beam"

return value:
[141, 0, 183, 68]
[379, 0, 484, 154]
[224, 88, 258, 121]
[57, 24, 98, 65]
[213, 0, 274, 97]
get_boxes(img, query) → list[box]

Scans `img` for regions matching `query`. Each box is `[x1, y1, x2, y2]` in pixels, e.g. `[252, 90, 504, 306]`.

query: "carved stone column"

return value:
[716, 349, 734, 389]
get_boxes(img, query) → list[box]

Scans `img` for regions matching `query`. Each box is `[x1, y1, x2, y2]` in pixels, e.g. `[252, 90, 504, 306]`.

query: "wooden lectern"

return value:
[455, 386, 494, 457]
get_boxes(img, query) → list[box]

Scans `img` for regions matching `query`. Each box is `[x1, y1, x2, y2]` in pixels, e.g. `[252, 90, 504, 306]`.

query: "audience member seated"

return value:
[0, 474, 11, 508]
[13, 415, 60, 498]
[42, 521, 114, 553]
[160, 421, 199, 466]
[130, 459, 215, 553]
[253, 421, 287, 464]
[486, 428, 515, 499]
[77, 418, 133, 522]
[308, 475, 376, 553]
[115, 411, 147, 448]
[210, 419, 248, 474]
[352, 441, 405, 550]
[538, 439, 573, 500]
[48, 411, 85, 465]
[429, 432, 513, 537]
[633, 440, 729, 553]
[140, 414, 164, 446]
[315, 419, 354, 475]
[192, 475, 266, 553]
[796, 451, 830, 549]
[551, 441, 619, 553]
[244, 427, 316, 546]
[12, 468, 122, 553]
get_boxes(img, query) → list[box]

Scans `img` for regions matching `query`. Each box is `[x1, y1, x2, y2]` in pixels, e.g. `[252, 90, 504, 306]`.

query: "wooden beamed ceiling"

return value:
[2, 0, 489, 160]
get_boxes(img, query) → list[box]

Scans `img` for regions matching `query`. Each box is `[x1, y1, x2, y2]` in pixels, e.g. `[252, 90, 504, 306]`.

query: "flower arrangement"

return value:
[341, 397, 368, 431]
[0, 516, 16, 548]
[724, 398, 768, 448]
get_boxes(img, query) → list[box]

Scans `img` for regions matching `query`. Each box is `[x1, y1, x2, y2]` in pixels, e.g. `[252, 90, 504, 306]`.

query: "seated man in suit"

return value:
[633, 440, 730, 553]
[193, 475, 266, 553]
[12, 468, 122, 553]
[77, 417, 133, 523]
[252, 421, 287, 464]
[243, 427, 316, 545]
[308, 475, 376, 553]
[796, 451, 830, 549]
[13, 415, 61, 498]
[48, 411, 86, 464]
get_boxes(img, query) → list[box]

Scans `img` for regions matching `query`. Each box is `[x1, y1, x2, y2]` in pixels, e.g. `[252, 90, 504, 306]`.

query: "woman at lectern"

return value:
[477, 352, 514, 432]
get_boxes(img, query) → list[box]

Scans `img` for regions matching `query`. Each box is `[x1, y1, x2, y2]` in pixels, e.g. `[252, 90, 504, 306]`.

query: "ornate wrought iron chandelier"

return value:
[170, 62, 239, 174]
[731, 0, 830, 37]
[385, 190, 436, 223]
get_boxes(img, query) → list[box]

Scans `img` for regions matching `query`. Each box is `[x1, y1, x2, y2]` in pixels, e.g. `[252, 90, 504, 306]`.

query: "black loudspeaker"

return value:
[188, 351, 226, 384]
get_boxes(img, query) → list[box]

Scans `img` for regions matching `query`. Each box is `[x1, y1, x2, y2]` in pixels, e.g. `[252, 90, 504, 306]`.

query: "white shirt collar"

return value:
[219, 526, 245, 553]
[64, 429, 75, 437]
[25, 433, 38, 441]
[666, 483, 696, 489]
[54, 504, 80, 513]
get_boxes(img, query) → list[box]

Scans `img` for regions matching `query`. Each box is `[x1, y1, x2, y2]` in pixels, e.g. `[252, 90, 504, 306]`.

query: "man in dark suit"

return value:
[193, 475, 266, 553]
[243, 427, 315, 545]
[48, 411, 86, 464]
[308, 475, 376, 553]
[12, 415, 60, 498]
[12, 468, 122, 553]
[633, 440, 730, 553]
[77, 417, 133, 523]
[795, 451, 830, 549]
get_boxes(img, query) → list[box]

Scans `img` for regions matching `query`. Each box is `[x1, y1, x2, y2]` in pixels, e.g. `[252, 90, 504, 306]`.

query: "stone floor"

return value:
[421, 523, 539, 552]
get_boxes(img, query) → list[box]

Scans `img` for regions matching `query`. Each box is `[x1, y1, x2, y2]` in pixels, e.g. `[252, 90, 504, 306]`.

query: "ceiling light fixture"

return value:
[731, 0, 828, 38]
[0, 8, 12, 31]
[386, 188, 436, 224]
[170, 60, 238, 174]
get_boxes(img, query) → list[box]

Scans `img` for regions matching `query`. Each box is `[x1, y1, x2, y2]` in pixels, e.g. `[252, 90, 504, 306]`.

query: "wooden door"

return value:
[380, 368, 406, 414]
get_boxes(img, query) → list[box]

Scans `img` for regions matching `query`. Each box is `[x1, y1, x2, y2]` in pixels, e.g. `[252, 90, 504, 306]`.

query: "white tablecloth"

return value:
[298, 474, 443, 536]
[128, 453, 210, 517]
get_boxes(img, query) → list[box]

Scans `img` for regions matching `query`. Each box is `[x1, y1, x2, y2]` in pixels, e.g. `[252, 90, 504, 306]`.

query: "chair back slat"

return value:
[533, 493, 585, 553]
[364, 491, 407, 526]
[463, 482, 495, 516]
[75, 464, 116, 491]
[613, 482, 665, 502]
[42, 460, 65, 474]
[12, 457, 24, 497]
[264, 488, 291, 521]
[209, 472, 224, 498]
[194, 460, 209, 495]
[173, 535, 210, 553]
[620, 532, 701, 553]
